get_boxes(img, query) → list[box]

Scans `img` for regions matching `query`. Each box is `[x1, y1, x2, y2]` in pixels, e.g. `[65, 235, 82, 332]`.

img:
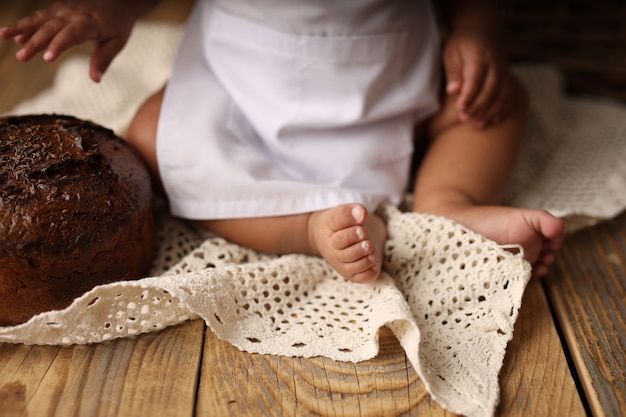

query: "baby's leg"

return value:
[200, 204, 386, 283]
[126, 92, 385, 282]
[413, 76, 565, 277]
[126, 86, 165, 194]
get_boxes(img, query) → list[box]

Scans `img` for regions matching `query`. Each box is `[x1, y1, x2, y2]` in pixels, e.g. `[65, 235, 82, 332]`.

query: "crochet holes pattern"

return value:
[147, 217, 377, 354]
[150, 211, 206, 275]
[382, 206, 528, 405]
[203, 258, 374, 353]
[47, 288, 189, 344]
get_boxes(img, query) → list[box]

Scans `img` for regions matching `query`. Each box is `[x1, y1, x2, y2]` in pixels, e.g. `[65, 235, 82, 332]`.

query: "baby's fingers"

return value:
[12, 33, 34, 46]
[1, 7, 64, 50]
[479, 82, 509, 128]
[457, 60, 487, 121]
[11, 16, 69, 61]
[0, 14, 43, 40]
[464, 67, 501, 127]
[17, 19, 97, 62]
[89, 38, 127, 82]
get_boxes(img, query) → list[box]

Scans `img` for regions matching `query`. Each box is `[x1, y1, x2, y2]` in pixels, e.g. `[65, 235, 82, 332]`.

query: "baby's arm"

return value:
[0, 0, 162, 82]
[440, 0, 511, 128]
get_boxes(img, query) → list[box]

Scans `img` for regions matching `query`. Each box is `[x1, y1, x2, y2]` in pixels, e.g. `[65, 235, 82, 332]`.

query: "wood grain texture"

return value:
[0, 320, 205, 417]
[498, 280, 586, 416]
[197, 326, 456, 417]
[197, 282, 585, 417]
[546, 213, 626, 417]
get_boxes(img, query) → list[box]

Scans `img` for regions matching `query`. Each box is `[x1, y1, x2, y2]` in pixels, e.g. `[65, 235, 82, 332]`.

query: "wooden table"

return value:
[1, 1, 624, 416]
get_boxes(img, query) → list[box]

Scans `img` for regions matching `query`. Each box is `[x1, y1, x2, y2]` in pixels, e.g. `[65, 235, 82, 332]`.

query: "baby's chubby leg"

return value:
[126, 89, 386, 283]
[126, 86, 165, 193]
[414, 76, 565, 277]
[201, 204, 386, 283]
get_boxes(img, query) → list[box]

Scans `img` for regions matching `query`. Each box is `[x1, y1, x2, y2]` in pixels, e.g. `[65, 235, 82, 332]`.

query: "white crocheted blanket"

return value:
[1, 22, 625, 417]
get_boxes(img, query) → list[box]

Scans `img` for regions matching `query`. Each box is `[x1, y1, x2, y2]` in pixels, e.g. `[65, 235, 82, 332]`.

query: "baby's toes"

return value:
[344, 254, 379, 283]
[532, 250, 557, 278]
[337, 239, 374, 263]
[330, 225, 366, 251]
[325, 203, 367, 233]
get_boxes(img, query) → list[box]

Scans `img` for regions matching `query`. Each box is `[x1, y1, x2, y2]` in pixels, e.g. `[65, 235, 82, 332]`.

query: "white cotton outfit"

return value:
[157, 0, 441, 220]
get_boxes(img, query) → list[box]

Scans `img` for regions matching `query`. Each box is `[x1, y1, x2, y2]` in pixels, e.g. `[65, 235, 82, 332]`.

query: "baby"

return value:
[1, 0, 565, 282]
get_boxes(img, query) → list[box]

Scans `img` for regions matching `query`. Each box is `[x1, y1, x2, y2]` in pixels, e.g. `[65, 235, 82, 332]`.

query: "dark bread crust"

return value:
[0, 115, 154, 326]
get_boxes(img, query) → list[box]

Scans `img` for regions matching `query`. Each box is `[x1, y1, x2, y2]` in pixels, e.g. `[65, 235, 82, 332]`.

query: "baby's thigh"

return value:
[426, 93, 461, 138]
[126, 86, 166, 180]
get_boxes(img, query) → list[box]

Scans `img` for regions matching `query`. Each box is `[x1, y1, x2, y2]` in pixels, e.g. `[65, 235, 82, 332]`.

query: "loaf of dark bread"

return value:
[0, 114, 154, 326]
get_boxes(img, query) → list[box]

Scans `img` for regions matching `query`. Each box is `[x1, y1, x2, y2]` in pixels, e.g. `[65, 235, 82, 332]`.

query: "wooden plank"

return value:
[0, 320, 205, 417]
[498, 279, 587, 416]
[545, 212, 626, 417]
[197, 326, 455, 417]
[197, 279, 586, 417]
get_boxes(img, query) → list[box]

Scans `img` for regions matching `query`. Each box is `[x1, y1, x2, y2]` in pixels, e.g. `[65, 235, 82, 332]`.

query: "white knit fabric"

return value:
[1, 22, 625, 417]
[506, 66, 626, 227]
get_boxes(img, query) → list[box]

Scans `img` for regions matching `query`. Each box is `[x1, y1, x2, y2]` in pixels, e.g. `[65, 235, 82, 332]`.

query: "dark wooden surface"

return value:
[547, 214, 626, 417]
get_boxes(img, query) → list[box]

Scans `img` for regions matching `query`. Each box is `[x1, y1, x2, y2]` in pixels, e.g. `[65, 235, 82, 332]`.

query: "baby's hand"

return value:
[0, 1, 135, 82]
[442, 30, 511, 128]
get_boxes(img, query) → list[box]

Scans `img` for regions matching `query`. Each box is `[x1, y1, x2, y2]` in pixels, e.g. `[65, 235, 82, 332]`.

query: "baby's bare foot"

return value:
[425, 205, 565, 278]
[308, 203, 386, 283]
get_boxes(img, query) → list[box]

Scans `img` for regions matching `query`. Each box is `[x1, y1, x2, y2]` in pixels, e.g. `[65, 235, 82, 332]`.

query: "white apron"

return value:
[157, 0, 440, 219]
